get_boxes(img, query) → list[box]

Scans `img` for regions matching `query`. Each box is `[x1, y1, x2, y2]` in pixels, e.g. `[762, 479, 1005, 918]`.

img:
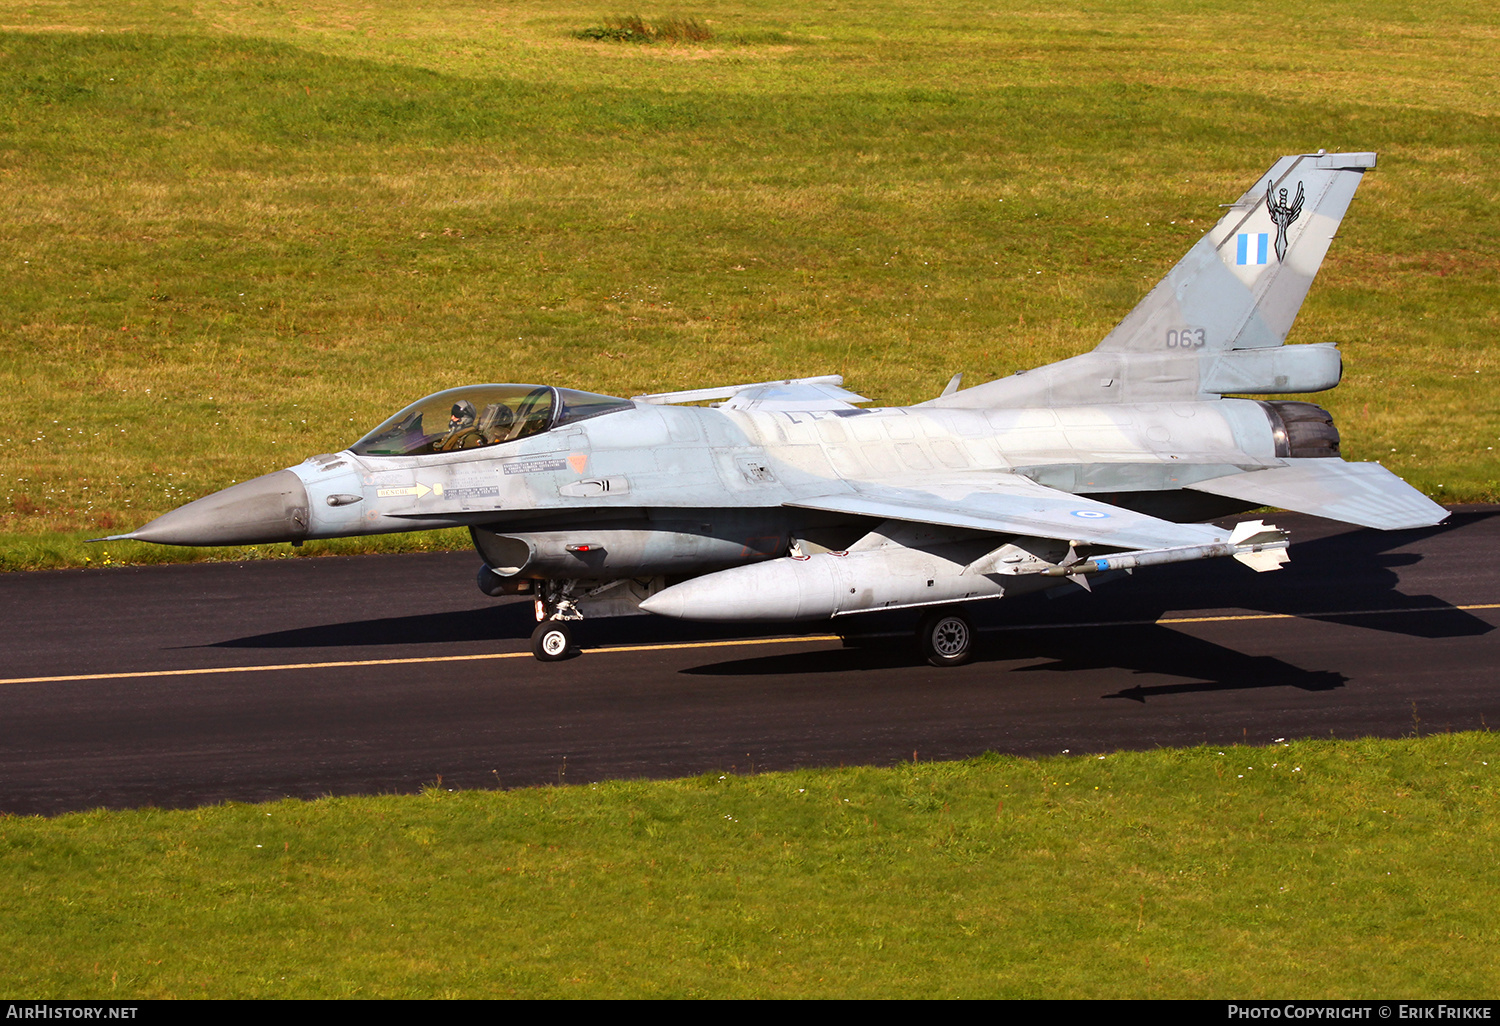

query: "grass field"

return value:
[0, 0, 1496, 569]
[3, 734, 1497, 998]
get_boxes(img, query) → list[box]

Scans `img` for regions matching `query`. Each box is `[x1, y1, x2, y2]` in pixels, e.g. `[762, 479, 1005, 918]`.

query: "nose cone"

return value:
[123, 470, 311, 546]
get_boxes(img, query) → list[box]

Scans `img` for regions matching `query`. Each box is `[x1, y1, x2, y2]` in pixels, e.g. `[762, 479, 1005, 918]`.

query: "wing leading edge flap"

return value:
[631, 375, 869, 411]
[787, 473, 1227, 551]
[1186, 460, 1448, 531]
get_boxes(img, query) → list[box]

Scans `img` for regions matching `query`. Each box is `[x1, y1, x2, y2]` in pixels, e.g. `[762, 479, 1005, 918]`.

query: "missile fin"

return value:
[1233, 547, 1291, 572]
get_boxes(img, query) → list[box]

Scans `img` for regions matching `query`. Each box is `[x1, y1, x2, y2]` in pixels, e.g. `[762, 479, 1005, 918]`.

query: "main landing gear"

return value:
[917, 607, 975, 667]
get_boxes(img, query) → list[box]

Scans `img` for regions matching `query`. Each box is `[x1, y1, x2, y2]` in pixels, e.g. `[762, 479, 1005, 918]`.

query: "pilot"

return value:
[436, 399, 480, 452]
[449, 400, 477, 433]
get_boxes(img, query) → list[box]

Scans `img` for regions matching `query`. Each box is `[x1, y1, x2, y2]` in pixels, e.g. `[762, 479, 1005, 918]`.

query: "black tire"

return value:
[531, 620, 574, 662]
[917, 608, 974, 667]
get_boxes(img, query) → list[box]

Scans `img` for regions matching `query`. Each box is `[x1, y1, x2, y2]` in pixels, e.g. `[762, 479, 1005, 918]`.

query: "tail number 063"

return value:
[1165, 328, 1206, 349]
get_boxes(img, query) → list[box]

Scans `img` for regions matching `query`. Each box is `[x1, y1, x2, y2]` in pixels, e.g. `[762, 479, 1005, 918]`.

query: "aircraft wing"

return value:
[632, 375, 870, 411]
[787, 473, 1228, 551]
[1187, 460, 1448, 530]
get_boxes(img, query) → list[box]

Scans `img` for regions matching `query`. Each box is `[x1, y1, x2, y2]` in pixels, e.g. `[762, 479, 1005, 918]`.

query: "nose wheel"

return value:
[917, 607, 974, 667]
[531, 620, 576, 661]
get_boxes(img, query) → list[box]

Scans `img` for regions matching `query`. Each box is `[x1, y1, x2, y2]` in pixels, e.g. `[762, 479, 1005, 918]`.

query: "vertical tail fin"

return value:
[927, 152, 1375, 409]
[1096, 151, 1375, 354]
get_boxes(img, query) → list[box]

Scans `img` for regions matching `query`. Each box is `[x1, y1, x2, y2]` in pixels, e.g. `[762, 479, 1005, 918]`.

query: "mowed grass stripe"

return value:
[6, 604, 1495, 685]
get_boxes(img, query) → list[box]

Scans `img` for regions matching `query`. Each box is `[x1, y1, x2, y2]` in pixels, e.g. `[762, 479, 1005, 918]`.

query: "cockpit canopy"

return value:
[350, 385, 633, 457]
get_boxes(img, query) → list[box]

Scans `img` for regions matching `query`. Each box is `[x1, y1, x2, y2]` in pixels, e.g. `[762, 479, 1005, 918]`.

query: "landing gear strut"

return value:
[528, 580, 584, 661]
[917, 607, 974, 667]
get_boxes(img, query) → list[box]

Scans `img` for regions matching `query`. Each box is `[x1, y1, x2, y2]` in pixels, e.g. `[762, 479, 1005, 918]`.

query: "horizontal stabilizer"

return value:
[1188, 460, 1447, 530]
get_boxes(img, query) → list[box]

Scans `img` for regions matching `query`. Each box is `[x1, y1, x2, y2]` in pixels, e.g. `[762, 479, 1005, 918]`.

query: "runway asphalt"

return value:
[1, 505, 1495, 816]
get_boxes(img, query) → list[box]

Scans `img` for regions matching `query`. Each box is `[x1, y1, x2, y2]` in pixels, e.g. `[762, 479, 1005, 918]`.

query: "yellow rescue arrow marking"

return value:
[376, 483, 431, 499]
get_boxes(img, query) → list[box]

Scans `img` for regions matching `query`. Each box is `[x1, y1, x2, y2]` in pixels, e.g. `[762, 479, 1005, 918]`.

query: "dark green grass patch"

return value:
[2, 734, 1497, 997]
[574, 14, 714, 44]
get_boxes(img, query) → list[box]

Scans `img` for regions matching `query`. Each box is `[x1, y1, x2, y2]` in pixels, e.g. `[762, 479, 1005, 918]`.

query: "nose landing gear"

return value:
[530, 619, 576, 661]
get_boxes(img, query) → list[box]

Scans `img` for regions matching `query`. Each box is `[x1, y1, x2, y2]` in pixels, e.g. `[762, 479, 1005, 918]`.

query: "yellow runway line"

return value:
[2, 605, 1495, 686]
[0, 634, 841, 686]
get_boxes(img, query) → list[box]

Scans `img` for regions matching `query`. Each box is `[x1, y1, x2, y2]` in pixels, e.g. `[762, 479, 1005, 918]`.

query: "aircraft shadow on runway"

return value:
[680, 621, 1349, 701]
[979, 512, 1493, 640]
[208, 514, 1491, 691]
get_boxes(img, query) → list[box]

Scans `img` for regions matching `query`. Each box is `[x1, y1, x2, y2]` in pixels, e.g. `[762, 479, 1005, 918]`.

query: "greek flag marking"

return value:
[1236, 232, 1269, 266]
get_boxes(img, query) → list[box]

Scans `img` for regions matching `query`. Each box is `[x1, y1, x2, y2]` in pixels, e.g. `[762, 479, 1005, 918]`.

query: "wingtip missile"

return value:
[1039, 523, 1290, 578]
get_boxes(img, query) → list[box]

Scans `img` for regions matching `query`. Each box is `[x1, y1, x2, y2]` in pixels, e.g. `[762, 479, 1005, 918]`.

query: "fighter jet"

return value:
[106, 151, 1446, 664]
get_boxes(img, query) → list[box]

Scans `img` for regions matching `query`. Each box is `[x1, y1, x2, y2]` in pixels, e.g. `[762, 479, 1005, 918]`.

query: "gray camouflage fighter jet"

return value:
[106, 151, 1446, 664]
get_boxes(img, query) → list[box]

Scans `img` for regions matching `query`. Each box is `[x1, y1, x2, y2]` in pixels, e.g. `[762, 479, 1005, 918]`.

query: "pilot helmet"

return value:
[449, 400, 478, 427]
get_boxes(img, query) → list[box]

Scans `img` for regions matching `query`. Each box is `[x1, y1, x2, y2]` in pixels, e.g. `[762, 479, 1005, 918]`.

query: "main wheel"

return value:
[917, 608, 974, 667]
[531, 620, 574, 661]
